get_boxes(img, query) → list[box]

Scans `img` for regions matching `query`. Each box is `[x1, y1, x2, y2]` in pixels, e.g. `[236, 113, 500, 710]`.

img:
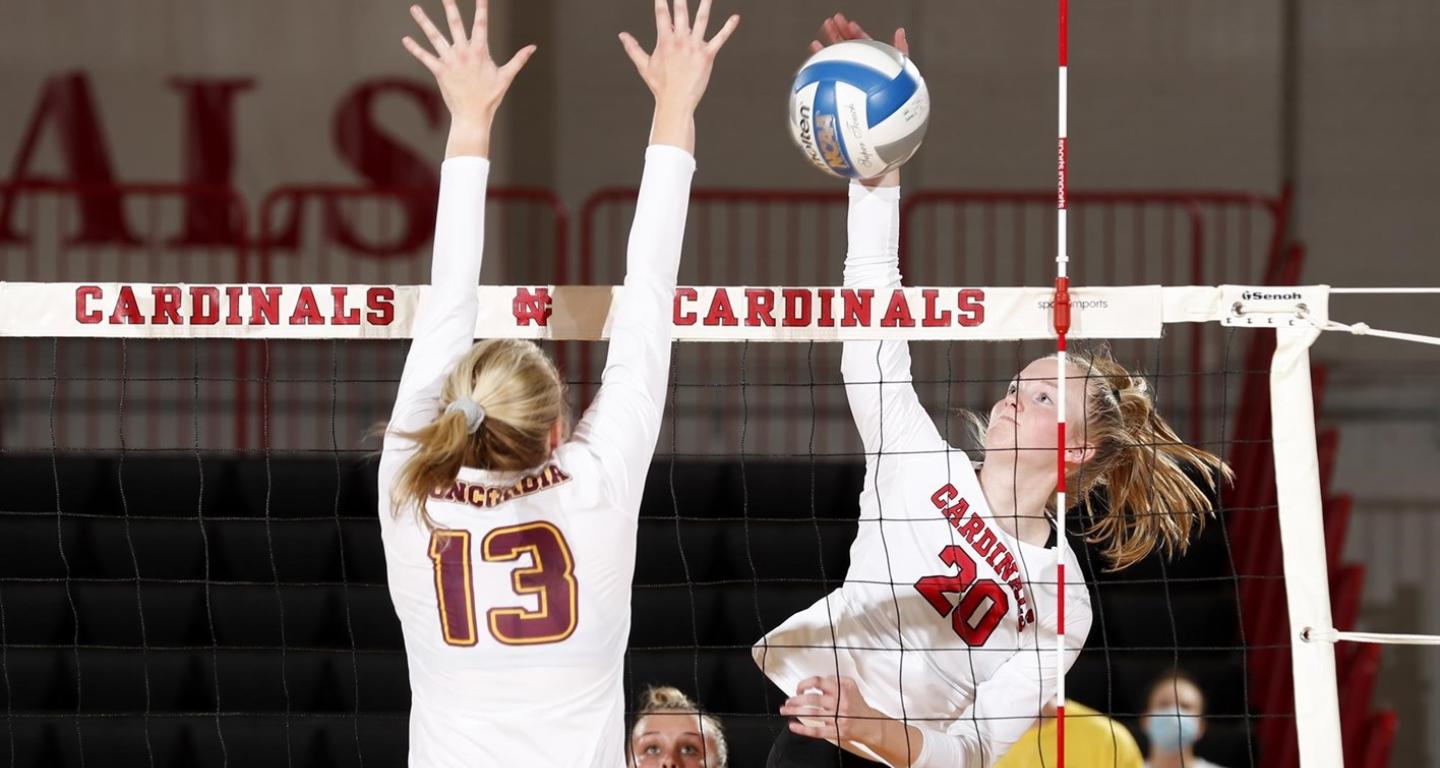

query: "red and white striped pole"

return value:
[1054, 0, 1070, 765]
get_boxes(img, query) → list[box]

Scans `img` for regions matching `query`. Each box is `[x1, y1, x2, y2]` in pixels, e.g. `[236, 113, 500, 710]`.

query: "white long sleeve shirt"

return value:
[378, 146, 695, 768]
[754, 182, 1093, 768]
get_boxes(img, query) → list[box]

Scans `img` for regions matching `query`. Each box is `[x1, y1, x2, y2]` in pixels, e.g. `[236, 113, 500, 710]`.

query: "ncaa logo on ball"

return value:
[815, 113, 849, 174]
[789, 40, 931, 179]
[796, 105, 824, 169]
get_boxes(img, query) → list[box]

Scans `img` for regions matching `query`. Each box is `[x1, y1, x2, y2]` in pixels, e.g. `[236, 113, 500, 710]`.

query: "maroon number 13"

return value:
[429, 521, 578, 647]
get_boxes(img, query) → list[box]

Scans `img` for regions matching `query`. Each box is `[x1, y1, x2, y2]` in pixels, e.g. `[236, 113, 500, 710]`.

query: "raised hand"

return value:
[806, 12, 908, 187]
[807, 11, 908, 55]
[618, 0, 740, 151]
[402, 0, 537, 157]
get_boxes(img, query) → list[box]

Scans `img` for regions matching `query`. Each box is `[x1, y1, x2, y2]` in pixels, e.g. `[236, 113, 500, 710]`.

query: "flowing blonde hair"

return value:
[389, 339, 566, 528]
[1067, 345, 1233, 571]
[629, 686, 728, 768]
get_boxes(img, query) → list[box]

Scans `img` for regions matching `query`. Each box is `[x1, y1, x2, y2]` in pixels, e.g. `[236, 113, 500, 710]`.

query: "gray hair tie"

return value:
[444, 399, 486, 434]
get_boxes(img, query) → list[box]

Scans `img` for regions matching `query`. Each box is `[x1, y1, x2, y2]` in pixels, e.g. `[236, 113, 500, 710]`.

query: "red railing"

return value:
[0, 181, 250, 453]
[579, 186, 1292, 455]
[256, 184, 567, 285]
[248, 184, 569, 452]
[0, 180, 567, 453]
[0, 178, 1295, 459]
[901, 189, 1291, 445]
[579, 188, 853, 455]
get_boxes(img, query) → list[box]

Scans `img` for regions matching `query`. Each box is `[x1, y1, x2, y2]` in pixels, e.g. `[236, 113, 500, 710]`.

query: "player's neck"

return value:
[1150, 750, 1200, 768]
[977, 461, 1054, 547]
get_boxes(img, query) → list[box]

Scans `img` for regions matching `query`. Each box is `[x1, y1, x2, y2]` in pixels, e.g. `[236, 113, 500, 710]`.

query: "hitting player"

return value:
[757, 15, 1230, 768]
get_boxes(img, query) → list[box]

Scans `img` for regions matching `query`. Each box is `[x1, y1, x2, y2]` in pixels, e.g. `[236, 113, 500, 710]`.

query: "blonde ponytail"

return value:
[1070, 348, 1233, 571]
[390, 339, 566, 528]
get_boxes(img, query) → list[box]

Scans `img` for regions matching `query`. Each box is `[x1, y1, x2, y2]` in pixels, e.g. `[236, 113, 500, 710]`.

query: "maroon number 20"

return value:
[914, 545, 1009, 646]
[429, 522, 578, 647]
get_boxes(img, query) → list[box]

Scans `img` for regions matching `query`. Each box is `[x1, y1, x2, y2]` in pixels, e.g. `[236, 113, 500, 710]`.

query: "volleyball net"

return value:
[0, 275, 1420, 767]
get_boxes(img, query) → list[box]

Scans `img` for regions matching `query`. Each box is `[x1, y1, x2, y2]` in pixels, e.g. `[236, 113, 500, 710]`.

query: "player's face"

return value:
[984, 357, 1090, 464]
[630, 713, 718, 768]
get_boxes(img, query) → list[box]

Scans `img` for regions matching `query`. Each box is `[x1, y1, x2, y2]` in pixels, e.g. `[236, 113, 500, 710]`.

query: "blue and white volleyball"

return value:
[790, 40, 930, 180]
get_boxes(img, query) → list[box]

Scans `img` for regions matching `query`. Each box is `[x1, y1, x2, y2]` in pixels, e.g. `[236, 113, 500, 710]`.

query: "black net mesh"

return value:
[0, 182, 1300, 768]
[0, 328, 1282, 767]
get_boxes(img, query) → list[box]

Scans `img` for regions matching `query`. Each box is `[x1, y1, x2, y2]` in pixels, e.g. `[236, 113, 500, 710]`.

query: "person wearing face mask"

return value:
[628, 686, 729, 768]
[1142, 671, 1226, 768]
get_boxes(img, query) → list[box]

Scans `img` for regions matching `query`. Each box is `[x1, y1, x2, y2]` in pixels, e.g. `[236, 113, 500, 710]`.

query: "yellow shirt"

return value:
[993, 700, 1144, 768]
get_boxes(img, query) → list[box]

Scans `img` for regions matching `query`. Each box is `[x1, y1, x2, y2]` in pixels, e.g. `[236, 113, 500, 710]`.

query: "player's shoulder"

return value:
[549, 443, 609, 505]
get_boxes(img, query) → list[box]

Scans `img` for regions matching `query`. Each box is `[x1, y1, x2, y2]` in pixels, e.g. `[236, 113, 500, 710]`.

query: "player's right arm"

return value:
[839, 172, 943, 458]
[810, 18, 940, 457]
[568, 0, 740, 507]
[384, 0, 537, 448]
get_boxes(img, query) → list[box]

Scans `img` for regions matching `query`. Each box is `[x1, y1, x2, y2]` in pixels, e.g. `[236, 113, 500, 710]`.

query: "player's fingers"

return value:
[895, 27, 910, 55]
[778, 702, 812, 718]
[787, 693, 838, 712]
[848, 20, 873, 41]
[787, 720, 834, 740]
[618, 32, 650, 73]
[794, 676, 827, 695]
[821, 17, 843, 45]
[498, 44, 537, 81]
[410, 5, 450, 53]
[442, 0, 467, 46]
[470, 0, 489, 46]
[402, 36, 443, 73]
[654, 0, 671, 37]
[673, 0, 690, 35]
[692, 0, 711, 38]
[809, 40, 823, 54]
[705, 14, 739, 53]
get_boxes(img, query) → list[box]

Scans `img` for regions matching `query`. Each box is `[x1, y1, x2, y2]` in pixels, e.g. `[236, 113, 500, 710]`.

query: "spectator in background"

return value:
[1143, 670, 1227, 768]
[629, 686, 729, 768]
[994, 698, 1144, 768]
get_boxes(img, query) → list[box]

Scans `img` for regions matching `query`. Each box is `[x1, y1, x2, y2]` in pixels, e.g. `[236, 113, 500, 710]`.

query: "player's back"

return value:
[378, 442, 634, 767]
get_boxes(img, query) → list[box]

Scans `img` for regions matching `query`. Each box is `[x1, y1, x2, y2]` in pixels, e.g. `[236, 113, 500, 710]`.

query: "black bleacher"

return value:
[0, 455, 1255, 766]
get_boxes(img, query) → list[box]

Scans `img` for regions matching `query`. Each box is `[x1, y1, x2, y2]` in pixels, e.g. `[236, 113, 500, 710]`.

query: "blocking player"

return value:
[380, 0, 737, 764]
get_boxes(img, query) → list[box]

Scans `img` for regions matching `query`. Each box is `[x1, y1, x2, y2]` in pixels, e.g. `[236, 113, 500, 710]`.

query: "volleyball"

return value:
[789, 40, 931, 180]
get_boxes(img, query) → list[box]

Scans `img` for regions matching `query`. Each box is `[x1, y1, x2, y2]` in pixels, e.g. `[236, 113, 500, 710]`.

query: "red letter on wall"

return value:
[167, 78, 254, 247]
[330, 79, 442, 256]
[0, 72, 138, 247]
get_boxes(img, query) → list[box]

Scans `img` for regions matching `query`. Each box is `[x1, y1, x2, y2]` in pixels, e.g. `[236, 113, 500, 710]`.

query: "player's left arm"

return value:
[568, 0, 739, 506]
[385, 0, 537, 445]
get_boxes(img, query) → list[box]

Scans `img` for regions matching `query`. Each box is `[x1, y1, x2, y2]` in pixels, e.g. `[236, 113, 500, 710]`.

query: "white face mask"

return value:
[1145, 709, 1201, 753]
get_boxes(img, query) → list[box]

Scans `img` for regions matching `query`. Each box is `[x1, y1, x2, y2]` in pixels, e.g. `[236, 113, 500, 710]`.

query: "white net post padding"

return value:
[1268, 323, 1344, 767]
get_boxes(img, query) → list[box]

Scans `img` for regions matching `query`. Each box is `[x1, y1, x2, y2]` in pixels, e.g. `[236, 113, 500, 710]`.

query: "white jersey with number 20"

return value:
[755, 182, 1094, 768]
